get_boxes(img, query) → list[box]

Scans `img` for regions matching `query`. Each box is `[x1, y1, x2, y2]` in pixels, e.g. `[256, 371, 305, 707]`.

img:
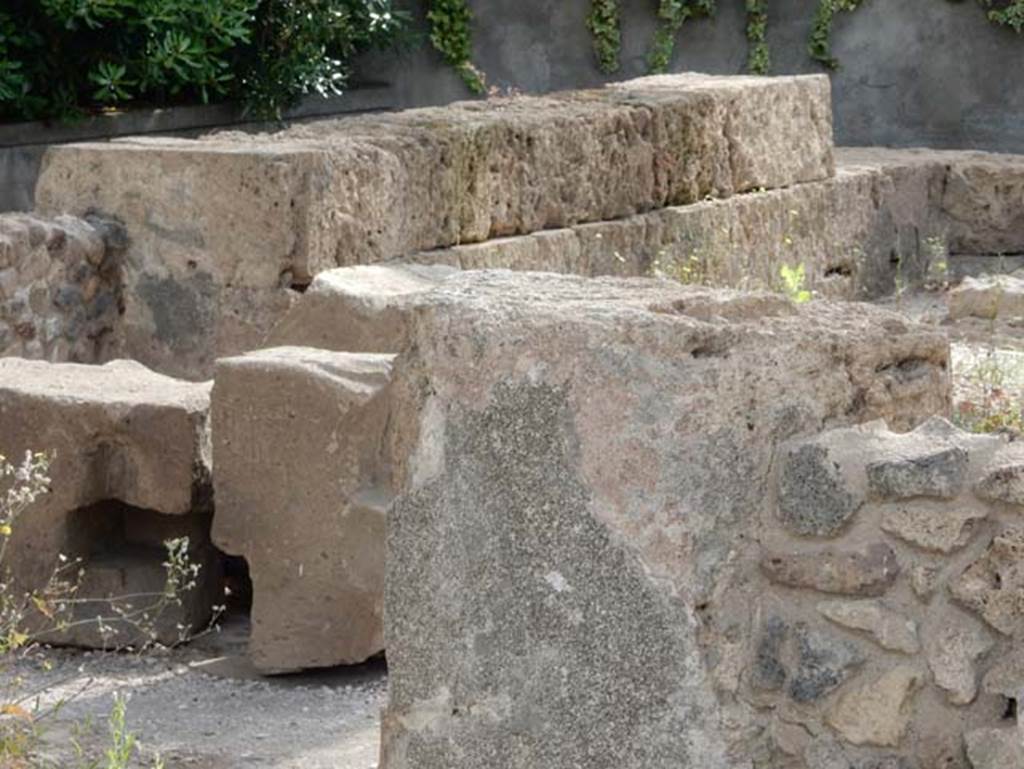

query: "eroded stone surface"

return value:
[981, 645, 1024, 698]
[951, 528, 1024, 636]
[211, 346, 395, 673]
[964, 728, 1024, 769]
[36, 74, 832, 377]
[826, 667, 921, 748]
[817, 599, 920, 654]
[760, 543, 902, 596]
[926, 620, 994, 705]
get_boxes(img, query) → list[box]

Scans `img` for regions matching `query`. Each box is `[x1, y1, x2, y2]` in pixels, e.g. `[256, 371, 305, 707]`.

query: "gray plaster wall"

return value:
[366, 0, 1024, 152]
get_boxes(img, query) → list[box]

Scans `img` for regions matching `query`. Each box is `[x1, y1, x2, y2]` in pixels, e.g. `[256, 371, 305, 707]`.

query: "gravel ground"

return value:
[6, 614, 386, 769]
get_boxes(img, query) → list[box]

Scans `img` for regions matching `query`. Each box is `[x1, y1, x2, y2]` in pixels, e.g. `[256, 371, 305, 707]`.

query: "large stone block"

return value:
[211, 347, 395, 673]
[379, 272, 949, 769]
[0, 358, 217, 647]
[404, 159, 943, 301]
[35, 75, 831, 376]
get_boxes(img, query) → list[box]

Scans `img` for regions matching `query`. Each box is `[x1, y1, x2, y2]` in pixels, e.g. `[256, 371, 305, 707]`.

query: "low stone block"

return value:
[379, 272, 949, 769]
[265, 264, 457, 353]
[211, 347, 395, 673]
[948, 274, 1024, 321]
[35, 75, 833, 377]
[0, 358, 216, 647]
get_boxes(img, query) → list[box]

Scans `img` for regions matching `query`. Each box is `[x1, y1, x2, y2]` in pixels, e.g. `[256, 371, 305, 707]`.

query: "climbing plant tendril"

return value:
[647, 0, 716, 75]
[426, 0, 485, 93]
[745, 0, 770, 74]
[808, 0, 864, 70]
[587, 0, 623, 74]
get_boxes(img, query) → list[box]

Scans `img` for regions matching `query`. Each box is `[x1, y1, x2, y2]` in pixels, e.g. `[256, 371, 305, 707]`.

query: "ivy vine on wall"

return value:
[424, 0, 1024, 97]
[426, 0, 485, 93]
[745, 0, 770, 75]
[587, 0, 623, 74]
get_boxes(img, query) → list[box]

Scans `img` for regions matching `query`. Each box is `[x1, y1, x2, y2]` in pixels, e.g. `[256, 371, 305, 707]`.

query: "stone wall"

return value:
[0, 213, 123, 364]
[378, 271, 954, 769]
[755, 418, 1023, 767]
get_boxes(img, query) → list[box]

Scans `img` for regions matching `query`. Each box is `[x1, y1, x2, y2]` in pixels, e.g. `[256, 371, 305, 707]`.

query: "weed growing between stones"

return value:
[954, 347, 1024, 434]
[0, 450, 217, 768]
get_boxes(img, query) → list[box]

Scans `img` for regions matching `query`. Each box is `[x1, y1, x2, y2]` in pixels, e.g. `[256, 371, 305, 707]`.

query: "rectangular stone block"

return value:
[0, 358, 217, 648]
[379, 272, 950, 769]
[404, 160, 942, 300]
[34, 75, 831, 377]
[211, 347, 396, 673]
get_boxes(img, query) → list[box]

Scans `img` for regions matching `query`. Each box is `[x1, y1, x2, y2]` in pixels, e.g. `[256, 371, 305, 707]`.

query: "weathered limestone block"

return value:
[211, 347, 395, 673]
[0, 358, 216, 647]
[0, 213, 123, 364]
[35, 75, 831, 376]
[949, 274, 1024, 321]
[838, 147, 1024, 256]
[379, 272, 949, 769]
[405, 161, 941, 301]
[266, 264, 457, 353]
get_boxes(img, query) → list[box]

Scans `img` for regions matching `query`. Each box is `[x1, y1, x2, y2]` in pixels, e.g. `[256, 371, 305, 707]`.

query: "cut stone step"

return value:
[211, 347, 396, 673]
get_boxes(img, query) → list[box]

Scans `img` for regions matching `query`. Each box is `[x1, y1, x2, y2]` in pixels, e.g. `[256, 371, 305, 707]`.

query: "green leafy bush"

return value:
[0, 0, 407, 123]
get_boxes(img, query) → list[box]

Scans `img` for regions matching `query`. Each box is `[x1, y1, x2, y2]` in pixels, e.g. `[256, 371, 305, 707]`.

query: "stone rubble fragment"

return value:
[964, 728, 1024, 769]
[880, 501, 988, 553]
[760, 543, 902, 596]
[975, 443, 1024, 508]
[951, 528, 1024, 636]
[826, 667, 921, 748]
[817, 599, 920, 654]
[925, 620, 994, 705]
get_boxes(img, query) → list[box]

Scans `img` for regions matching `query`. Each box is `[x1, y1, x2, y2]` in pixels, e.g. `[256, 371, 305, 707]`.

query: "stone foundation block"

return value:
[211, 347, 395, 673]
[379, 272, 950, 769]
[0, 358, 216, 647]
